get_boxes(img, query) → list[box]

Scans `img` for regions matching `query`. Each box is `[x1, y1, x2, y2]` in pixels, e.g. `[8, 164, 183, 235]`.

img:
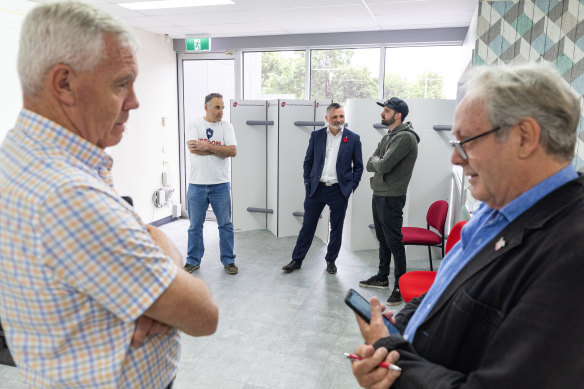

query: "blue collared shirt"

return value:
[403, 164, 578, 343]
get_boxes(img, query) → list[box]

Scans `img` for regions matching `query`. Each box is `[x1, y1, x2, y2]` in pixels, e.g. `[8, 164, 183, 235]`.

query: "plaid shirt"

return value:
[0, 109, 180, 388]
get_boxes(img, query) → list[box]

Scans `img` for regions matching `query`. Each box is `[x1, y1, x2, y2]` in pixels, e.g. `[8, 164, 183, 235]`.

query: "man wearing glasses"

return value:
[350, 62, 584, 388]
[359, 97, 419, 306]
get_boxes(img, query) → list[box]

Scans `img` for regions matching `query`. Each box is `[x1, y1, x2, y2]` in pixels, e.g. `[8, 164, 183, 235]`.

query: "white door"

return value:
[178, 54, 236, 218]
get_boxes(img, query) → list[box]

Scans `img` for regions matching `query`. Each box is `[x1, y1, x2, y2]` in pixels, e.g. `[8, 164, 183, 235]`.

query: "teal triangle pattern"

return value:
[491, 1, 517, 16]
[476, 0, 584, 161]
[531, 33, 555, 54]
[554, 53, 574, 75]
[534, 0, 552, 14]
[488, 36, 512, 55]
[511, 14, 534, 35]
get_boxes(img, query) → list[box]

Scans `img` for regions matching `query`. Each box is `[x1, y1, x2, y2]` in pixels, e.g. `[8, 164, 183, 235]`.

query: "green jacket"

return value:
[367, 122, 420, 196]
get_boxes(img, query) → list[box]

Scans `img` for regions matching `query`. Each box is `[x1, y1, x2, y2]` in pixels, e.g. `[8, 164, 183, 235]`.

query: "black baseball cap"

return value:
[377, 97, 409, 119]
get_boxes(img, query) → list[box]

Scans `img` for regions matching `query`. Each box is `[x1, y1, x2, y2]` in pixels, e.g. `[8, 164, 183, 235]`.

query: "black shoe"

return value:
[386, 287, 403, 306]
[282, 260, 302, 273]
[326, 261, 337, 274]
[359, 275, 389, 289]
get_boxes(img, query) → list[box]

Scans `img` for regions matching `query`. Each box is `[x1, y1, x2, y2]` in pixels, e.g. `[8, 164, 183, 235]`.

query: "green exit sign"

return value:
[186, 38, 210, 51]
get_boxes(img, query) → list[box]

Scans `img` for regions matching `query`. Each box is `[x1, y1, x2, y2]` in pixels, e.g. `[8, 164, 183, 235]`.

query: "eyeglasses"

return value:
[449, 126, 502, 160]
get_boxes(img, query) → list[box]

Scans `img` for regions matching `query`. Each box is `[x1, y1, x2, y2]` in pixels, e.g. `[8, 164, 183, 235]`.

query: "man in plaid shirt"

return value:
[0, 2, 218, 388]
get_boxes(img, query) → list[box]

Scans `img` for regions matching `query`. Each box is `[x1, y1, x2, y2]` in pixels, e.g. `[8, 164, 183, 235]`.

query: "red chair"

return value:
[399, 271, 437, 303]
[401, 200, 449, 271]
[399, 220, 467, 303]
[445, 220, 467, 254]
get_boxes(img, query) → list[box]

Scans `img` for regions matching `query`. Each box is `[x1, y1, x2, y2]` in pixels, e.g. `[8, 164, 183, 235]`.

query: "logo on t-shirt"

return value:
[206, 128, 214, 140]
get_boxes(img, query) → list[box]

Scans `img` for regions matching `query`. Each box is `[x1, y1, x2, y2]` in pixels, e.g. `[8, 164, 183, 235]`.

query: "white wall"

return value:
[344, 99, 456, 262]
[0, 4, 179, 225]
[0, 0, 35, 141]
[107, 28, 179, 224]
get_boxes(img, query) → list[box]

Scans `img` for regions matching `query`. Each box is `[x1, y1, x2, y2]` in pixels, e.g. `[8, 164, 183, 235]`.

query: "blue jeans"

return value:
[187, 183, 235, 266]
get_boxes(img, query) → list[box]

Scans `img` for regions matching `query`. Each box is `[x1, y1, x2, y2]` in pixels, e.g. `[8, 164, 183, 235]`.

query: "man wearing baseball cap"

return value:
[359, 97, 419, 306]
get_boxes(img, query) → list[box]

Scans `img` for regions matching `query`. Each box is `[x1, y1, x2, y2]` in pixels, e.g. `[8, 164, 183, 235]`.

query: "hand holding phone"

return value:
[344, 288, 400, 336]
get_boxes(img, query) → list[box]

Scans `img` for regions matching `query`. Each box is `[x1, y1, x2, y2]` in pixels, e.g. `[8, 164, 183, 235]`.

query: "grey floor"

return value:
[0, 219, 438, 388]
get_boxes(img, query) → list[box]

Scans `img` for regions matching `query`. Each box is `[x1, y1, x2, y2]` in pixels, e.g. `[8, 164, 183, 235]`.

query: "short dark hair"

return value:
[326, 102, 343, 115]
[205, 93, 223, 106]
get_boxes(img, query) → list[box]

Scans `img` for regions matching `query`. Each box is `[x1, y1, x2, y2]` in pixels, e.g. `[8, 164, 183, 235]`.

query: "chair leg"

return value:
[428, 246, 433, 271]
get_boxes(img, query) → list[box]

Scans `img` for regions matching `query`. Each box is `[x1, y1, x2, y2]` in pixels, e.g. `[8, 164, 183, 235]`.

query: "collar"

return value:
[497, 164, 577, 223]
[388, 122, 409, 134]
[326, 126, 343, 137]
[16, 109, 114, 173]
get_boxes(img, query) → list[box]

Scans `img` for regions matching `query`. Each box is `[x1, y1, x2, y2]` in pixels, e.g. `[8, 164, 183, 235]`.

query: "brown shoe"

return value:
[224, 263, 238, 275]
[184, 264, 200, 273]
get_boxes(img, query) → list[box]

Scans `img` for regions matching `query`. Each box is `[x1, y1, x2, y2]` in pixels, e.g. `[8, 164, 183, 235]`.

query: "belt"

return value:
[320, 181, 338, 187]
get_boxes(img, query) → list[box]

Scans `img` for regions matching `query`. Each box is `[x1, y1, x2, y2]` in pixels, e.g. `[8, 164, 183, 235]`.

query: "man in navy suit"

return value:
[282, 103, 363, 274]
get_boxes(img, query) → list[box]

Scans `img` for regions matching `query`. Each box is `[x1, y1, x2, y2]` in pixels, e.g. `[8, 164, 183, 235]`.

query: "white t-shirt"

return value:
[186, 117, 237, 184]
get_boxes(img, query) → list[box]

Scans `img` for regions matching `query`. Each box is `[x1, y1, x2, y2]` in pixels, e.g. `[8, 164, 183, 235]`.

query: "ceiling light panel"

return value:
[118, 0, 234, 10]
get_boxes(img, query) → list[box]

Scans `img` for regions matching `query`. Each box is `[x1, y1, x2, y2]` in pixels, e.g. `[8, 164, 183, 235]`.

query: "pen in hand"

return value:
[344, 352, 402, 371]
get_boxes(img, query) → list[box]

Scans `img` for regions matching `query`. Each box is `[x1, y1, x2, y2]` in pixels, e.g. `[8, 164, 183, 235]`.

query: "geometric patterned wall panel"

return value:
[475, 0, 584, 169]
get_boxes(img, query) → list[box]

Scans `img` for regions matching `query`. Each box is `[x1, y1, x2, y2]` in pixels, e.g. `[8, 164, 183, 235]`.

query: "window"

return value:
[310, 48, 380, 105]
[243, 51, 305, 100]
[384, 46, 467, 100]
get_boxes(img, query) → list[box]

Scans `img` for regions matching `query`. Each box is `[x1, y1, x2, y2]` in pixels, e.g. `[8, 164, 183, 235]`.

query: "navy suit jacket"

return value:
[303, 126, 363, 200]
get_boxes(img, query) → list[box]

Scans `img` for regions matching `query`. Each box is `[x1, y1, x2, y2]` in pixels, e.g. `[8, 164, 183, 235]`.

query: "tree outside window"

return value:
[244, 46, 467, 102]
[384, 46, 468, 100]
[244, 51, 305, 100]
[310, 49, 379, 105]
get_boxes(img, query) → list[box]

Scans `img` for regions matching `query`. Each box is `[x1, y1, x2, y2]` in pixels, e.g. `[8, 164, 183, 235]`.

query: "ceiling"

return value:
[74, 0, 478, 39]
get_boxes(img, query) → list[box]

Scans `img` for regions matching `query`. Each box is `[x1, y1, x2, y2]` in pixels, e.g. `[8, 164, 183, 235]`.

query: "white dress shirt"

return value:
[320, 127, 343, 184]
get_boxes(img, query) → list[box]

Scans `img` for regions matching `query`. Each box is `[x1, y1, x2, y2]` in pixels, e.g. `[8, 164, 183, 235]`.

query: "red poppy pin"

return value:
[343, 137, 348, 143]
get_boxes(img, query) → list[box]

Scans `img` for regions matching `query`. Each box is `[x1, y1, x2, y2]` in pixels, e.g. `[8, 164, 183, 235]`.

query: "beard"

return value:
[330, 122, 344, 131]
[381, 113, 396, 126]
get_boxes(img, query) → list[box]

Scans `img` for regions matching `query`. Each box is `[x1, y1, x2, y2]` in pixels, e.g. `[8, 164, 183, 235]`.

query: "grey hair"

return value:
[460, 61, 580, 162]
[205, 93, 223, 107]
[18, 0, 138, 96]
[326, 102, 343, 115]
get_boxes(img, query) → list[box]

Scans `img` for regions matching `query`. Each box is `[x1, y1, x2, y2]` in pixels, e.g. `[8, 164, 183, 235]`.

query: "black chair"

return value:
[121, 196, 133, 206]
[0, 320, 16, 366]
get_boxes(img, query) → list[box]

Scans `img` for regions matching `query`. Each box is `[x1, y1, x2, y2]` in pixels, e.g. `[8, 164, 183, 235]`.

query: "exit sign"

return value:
[186, 38, 210, 51]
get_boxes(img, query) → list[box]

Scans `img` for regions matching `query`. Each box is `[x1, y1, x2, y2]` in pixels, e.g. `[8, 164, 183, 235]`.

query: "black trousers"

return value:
[292, 183, 348, 262]
[372, 195, 407, 288]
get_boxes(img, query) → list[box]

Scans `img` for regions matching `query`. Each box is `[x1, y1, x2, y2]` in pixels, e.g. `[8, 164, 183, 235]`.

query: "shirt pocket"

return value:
[417, 289, 504, 373]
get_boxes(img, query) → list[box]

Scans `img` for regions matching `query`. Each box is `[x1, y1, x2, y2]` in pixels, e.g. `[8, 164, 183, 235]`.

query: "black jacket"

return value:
[375, 174, 584, 388]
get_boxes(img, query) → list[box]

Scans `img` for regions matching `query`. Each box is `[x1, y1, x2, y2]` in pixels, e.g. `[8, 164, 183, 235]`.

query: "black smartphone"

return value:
[344, 288, 400, 335]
